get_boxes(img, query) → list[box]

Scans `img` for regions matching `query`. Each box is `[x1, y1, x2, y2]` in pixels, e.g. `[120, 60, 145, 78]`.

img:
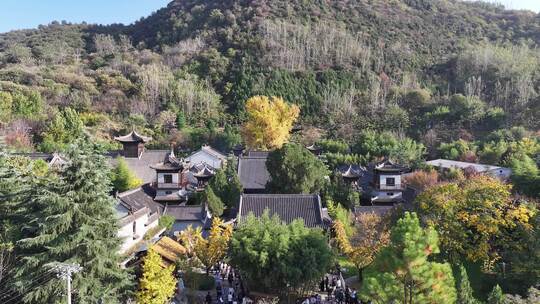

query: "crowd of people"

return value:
[204, 262, 251, 304]
[298, 273, 365, 304]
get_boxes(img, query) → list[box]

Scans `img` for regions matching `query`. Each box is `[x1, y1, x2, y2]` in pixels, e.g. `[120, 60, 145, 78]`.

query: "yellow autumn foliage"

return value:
[416, 175, 535, 265]
[194, 217, 233, 272]
[241, 95, 300, 150]
[136, 248, 177, 304]
[333, 213, 390, 273]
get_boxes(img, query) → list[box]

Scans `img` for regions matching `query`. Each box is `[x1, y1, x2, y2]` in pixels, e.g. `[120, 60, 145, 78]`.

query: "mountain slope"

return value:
[0, 0, 538, 152]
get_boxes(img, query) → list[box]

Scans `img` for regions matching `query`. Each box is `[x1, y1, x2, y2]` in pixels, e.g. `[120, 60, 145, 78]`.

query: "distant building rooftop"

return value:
[185, 145, 227, 170]
[238, 154, 271, 191]
[114, 130, 151, 143]
[425, 159, 507, 173]
[108, 150, 169, 183]
[238, 194, 330, 228]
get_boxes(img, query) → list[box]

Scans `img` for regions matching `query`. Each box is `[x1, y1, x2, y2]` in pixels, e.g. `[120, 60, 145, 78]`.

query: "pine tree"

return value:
[136, 248, 177, 304]
[203, 186, 224, 216]
[361, 212, 457, 304]
[455, 264, 480, 304]
[112, 157, 143, 192]
[209, 158, 242, 208]
[13, 139, 133, 303]
[488, 284, 505, 304]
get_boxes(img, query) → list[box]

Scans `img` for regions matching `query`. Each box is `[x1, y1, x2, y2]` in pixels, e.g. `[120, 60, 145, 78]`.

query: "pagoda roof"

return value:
[190, 163, 215, 178]
[306, 144, 322, 151]
[375, 158, 407, 173]
[339, 164, 365, 179]
[114, 130, 152, 143]
[150, 150, 184, 171]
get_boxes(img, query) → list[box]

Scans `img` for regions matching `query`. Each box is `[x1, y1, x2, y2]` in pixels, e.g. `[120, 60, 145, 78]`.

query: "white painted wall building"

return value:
[425, 159, 512, 181]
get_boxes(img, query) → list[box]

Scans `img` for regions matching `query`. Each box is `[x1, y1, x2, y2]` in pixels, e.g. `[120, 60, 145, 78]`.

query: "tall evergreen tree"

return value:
[361, 212, 457, 304]
[209, 158, 242, 208]
[455, 264, 480, 304]
[202, 186, 224, 216]
[488, 285, 505, 304]
[266, 143, 329, 194]
[112, 157, 143, 192]
[13, 139, 133, 303]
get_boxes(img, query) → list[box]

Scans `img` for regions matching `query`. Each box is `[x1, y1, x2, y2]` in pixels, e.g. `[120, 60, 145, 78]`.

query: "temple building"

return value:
[339, 164, 365, 186]
[114, 130, 152, 158]
[150, 149, 187, 202]
[190, 163, 216, 190]
[110, 131, 169, 183]
[185, 145, 227, 170]
[425, 159, 512, 181]
[237, 194, 331, 230]
[237, 151, 271, 194]
[370, 158, 407, 204]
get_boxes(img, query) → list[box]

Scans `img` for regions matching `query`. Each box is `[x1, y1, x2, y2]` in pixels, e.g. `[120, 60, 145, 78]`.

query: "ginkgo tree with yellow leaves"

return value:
[136, 248, 177, 304]
[180, 218, 233, 274]
[241, 95, 300, 150]
[333, 212, 390, 282]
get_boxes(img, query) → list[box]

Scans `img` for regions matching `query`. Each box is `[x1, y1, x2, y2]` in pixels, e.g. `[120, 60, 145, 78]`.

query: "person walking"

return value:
[351, 289, 357, 304]
[205, 292, 212, 304]
[227, 291, 233, 304]
[217, 282, 223, 300]
[324, 276, 329, 291]
[228, 272, 234, 286]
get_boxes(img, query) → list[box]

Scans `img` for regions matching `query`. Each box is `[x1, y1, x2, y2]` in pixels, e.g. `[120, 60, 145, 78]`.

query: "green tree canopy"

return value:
[202, 186, 224, 216]
[209, 158, 242, 208]
[230, 211, 333, 295]
[266, 143, 329, 194]
[40, 107, 84, 153]
[487, 284, 504, 304]
[11, 139, 133, 303]
[111, 157, 143, 192]
[360, 212, 457, 304]
[454, 264, 481, 304]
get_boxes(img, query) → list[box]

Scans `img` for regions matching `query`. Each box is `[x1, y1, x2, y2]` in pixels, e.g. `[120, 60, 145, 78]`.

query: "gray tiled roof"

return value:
[117, 183, 162, 214]
[238, 194, 327, 228]
[425, 159, 507, 173]
[186, 146, 226, 169]
[238, 155, 270, 190]
[164, 205, 206, 222]
[114, 130, 151, 143]
[109, 150, 169, 183]
[247, 151, 270, 157]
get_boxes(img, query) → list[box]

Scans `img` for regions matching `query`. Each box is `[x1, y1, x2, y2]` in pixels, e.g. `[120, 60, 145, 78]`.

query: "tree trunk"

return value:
[357, 267, 364, 284]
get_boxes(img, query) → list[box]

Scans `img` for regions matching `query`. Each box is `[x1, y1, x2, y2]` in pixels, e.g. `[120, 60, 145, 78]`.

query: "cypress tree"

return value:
[14, 139, 133, 303]
[112, 157, 143, 192]
[209, 158, 242, 208]
[488, 284, 505, 304]
[455, 264, 480, 304]
[203, 186, 224, 216]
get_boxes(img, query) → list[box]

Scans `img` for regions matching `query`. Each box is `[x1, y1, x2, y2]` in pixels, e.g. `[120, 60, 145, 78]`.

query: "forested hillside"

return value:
[0, 0, 538, 170]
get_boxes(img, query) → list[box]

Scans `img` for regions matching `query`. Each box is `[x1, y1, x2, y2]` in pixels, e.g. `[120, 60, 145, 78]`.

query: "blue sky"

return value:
[0, 0, 171, 33]
[496, 0, 540, 12]
[0, 0, 538, 34]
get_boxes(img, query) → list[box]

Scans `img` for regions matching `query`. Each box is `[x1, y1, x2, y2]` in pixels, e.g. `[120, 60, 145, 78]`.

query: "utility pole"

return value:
[51, 263, 82, 304]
